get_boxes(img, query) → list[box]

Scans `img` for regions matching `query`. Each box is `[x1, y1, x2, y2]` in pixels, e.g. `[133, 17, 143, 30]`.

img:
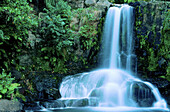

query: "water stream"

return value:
[37, 4, 169, 112]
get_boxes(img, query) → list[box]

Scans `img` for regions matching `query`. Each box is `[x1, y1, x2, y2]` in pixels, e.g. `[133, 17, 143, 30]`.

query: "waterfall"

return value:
[58, 4, 169, 110]
[102, 5, 136, 74]
[102, 7, 121, 69]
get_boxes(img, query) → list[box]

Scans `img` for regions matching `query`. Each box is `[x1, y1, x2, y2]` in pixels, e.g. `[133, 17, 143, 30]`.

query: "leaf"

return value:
[0, 85, 3, 90]
[17, 49, 21, 52]
[160, 76, 165, 79]
[55, 31, 61, 36]
[1, 88, 7, 94]
[0, 49, 6, 54]
[41, 47, 48, 51]
[8, 83, 19, 91]
[44, 56, 49, 59]
[53, 57, 56, 62]
[61, 22, 65, 26]
[4, 62, 8, 69]
[18, 38, 22, 41]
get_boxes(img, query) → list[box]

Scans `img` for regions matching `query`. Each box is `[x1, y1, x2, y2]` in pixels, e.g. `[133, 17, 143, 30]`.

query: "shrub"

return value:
[36, 0, 74, 73]
[0, 0, 38, 70]
[0, 69, 20, 99]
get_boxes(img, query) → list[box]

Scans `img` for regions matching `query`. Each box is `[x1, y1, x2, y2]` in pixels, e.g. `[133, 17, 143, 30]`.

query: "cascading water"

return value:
[101, 6, 121, 69]
[57, 4, 169, 112]
[101, 5, 136, 73]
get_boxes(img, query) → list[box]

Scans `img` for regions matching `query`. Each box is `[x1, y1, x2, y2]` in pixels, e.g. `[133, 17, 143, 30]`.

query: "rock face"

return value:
[0, 99, 22, 112]
[130, 1, 170, 75]
[130, 1, 170, 105]
[66, 0, 111, 9]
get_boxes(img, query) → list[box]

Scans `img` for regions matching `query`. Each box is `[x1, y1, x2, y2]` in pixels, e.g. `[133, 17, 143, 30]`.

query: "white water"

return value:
[59, 4, 169, 111]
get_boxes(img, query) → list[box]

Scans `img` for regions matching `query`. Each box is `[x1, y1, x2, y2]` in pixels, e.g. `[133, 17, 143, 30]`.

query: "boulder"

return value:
[18, 54, 32, 66]
[28, 31, 36, 48]
[66, 0, 85, 8]
[85, 0, 97, 6]
[96, 0, 111, 9]
[0, 99, 22, 112]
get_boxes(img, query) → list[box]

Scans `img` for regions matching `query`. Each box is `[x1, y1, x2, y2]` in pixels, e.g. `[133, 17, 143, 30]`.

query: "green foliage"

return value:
[147, 48, 158, 71]
[159, 9, 170, 81]
[135, 5, 160, 72]
[165, 63, 170, 81]
[76, 7, 98, 50]
[71, 7, 99, 65]
[108, 0, 124, 4]
[0, 0, 38, 70]
[0, 69, 20, 99]
[45, 0, 56, 7]
[37, 0, 73, 73]
[108, 0, 116, 4]
[135, 5, 170, 81]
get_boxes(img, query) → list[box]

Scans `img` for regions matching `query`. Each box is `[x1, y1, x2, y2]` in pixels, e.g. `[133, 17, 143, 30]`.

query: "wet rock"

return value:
[61, 98, 99, 107]
[0, 99, 22, 112]
[23, 102, 42, 111]
[142, 78, 170, 105]
[137, 98, 154, 107]
[40, 100, 65, 108]
[72, 98, 99, 107]
[35, 80, 61, 100]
